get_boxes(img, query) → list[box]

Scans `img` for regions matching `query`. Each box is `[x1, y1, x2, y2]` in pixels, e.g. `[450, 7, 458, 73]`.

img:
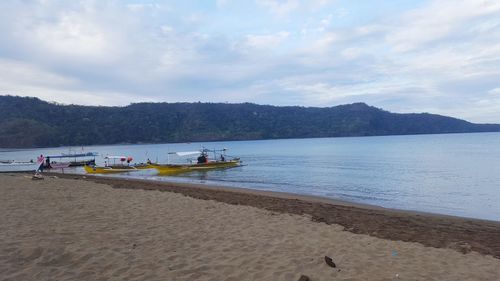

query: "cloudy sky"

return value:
[1, 0, 499, 123]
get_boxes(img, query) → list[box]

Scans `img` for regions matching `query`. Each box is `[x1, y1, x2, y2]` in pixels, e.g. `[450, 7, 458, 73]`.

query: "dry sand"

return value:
[0, 174, 499, 281]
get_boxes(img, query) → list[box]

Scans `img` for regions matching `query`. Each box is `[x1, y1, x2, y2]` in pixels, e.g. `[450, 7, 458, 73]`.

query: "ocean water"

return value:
[1, 132, 500, 221]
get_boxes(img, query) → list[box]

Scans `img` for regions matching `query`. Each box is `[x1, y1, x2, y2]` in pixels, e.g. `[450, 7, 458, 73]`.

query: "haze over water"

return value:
[2, 132, 499, 221]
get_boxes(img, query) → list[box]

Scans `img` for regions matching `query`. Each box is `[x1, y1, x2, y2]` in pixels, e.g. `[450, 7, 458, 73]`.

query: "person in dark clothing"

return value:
[197, 154, 207, 164]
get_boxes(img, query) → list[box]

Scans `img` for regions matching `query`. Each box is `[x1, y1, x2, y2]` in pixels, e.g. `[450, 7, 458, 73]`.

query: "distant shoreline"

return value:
[2, 130, 500, 150]
[3, 95, 500, 148]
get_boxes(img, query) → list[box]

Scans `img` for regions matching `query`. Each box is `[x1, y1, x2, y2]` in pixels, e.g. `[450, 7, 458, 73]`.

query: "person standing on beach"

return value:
[37, 154, 45, 172]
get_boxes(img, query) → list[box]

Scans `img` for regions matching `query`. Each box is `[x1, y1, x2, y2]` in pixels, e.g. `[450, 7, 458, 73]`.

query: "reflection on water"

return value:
[2, 132, 500, 221]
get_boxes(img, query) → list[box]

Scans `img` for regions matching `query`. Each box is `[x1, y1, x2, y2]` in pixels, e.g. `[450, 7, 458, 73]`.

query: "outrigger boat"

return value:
[84, 155, 146, 174]
[49, 162, 71, 169]
[0, 161, 41, 173]
[44, 152, 98, 169]
[149, 148, 241, 175]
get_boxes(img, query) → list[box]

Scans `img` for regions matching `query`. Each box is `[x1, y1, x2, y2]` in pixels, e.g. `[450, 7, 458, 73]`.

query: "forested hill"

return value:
[1, 95, 500, 148]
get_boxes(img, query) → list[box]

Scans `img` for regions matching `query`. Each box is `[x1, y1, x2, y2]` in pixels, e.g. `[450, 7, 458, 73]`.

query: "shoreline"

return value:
[52, 172, 500, 258]
[2, 131, 500, 150]
[80, 173, 499, 223]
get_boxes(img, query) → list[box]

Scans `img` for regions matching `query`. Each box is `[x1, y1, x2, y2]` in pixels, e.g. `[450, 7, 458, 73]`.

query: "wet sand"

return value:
[1, 173, 499, 280]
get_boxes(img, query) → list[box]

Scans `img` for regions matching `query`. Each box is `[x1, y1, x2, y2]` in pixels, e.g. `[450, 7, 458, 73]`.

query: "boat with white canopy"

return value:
[149, 148, 241, 175]
[84, 155, 142, 174]
[44, 152, 98, 169]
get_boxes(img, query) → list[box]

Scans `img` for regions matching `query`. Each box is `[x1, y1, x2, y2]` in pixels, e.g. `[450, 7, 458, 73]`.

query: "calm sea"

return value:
[1, 132, 499, 221]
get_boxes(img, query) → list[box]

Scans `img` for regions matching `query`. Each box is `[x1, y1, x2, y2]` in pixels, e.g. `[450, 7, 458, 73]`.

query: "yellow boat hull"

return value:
[84, 165, 139, 174]
[150, 160, 240, 175]
[134, 164, 154, 170]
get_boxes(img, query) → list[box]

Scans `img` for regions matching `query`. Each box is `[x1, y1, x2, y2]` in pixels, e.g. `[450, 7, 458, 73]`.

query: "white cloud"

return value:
[245, 31, 290, 49]
[216, 0, 229, 8]
[126, 3, 170, 13]
[385, 0, 500, 52]
[0, 0, 499, 123]
[0, 59, 77, 88]
[160, 25, 174, 34]
[126, 4, 146, 12]
[34, 13, 110, 59]
[255, 0, 300, 18]
[340, 47, 363, 60]
[308, 0, 334, 10]
[0, 58, 136, 106]
[489, 88, 500, 95]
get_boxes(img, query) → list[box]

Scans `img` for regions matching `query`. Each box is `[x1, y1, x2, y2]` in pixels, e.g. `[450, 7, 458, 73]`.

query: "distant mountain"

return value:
[1, 95, 499, 148]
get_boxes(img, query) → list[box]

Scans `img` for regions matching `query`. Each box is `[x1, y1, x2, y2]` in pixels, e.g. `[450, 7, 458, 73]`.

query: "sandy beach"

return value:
[1, 173, 499, 281]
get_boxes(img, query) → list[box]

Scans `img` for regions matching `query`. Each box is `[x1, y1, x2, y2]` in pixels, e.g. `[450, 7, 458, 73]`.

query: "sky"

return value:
[0, 0, 500, 123]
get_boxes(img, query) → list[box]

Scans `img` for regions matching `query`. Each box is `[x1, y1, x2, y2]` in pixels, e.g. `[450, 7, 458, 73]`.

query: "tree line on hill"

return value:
[1, 95, 499, 148]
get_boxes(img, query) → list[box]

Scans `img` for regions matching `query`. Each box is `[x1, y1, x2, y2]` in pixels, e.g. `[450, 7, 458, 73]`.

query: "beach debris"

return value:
[324, 256, 336, 268]
[312, 216, 326, 223]
[298, 274, 310, 281]
[32, 172, 44, 180]
[447, 241, 472, 254]
[391, 250, 398, 257]
[344, 226, 358, 232]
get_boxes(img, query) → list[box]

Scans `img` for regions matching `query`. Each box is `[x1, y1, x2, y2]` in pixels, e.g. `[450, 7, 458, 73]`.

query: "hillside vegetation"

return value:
[1, 96, 499, 148]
